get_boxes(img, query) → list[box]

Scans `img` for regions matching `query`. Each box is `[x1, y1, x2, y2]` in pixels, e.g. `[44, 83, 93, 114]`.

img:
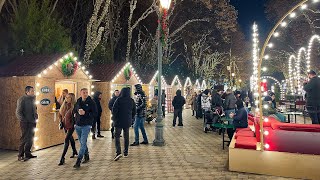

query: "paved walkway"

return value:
[0, 110, 294, 180]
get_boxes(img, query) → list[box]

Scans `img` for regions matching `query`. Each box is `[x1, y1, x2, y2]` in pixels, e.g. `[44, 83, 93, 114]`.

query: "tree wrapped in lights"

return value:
[83, 0, 111, 66]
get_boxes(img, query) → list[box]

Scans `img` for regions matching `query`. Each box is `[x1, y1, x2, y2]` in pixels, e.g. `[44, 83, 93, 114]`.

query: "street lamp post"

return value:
[153, 0, 171, 146]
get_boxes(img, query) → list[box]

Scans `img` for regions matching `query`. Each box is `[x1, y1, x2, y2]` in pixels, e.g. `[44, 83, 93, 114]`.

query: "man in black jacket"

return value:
[131, 84, 149, 146]
[212, 89, 224, 109]
[172, 90, 186, 126]
[92, 91, 103, 139]
[112, 87, 136, 161]
[304, 70, 320, 124]
[224, 89, 237, 118]
[108, 90, 120, 139]
[16, 86, 38, 161]
[73, 88, 97, 168]
[161, 89, 166, 117]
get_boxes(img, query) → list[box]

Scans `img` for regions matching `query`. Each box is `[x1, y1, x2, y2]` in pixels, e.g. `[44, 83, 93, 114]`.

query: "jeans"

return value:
[75, 125, 91, 160]
[307, 106, 320, 124]
[18, 122, 36, 157]
[115, 127, 129, 155]
[134, 116, 148, 143]
[61, 128, 77, 159]
[173, 108, 183, 125]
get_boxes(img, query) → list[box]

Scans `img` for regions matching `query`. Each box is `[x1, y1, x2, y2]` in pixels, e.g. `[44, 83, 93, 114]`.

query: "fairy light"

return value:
[201, 80, 207, 90]
[267, 43, 273, 48]
[264, 131, 269, 136]
[281, 21, 287, 27]
[264, 144, 270, 149]
[273, 32, 279, 37]
[289, 12, 297, 18]
[252, 23, 259, 107]
[301, 4, 307, 9]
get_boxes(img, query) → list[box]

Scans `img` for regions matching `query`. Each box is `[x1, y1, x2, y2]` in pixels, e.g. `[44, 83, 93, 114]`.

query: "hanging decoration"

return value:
[158, 9, 168, 46]
[124, 66, 132, 81]
[61, 56, 78, 77]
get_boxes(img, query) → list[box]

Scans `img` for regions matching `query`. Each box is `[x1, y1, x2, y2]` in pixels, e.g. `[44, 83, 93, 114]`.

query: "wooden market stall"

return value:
[165, 75, 182, 113]
[89, 62, 142, 131]
[183, 77, 193, 109]
[0, 53, 94, 150]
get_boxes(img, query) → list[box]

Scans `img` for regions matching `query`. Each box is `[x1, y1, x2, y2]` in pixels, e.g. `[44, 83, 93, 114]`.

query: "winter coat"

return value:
[212, 93, 223, 108]
[191, 95, 197, 111]
[233, 107, 248, 129]
[108, 95, 118, 111]
[74, 96, 97, 126]
[59, 103, 74, 130]
[224, 93, 237, 110]
[196, 94, 202, 111]
[93, 91, 102, 117]
[201, 94, 212, 111]
[303, 76, 320, 107]
[134, 91, 147, 118]
[172, 90, 186, 110]
[112, 88, 136, 128]
[161, 93, 166, 106]
[16, 95, 38, 123]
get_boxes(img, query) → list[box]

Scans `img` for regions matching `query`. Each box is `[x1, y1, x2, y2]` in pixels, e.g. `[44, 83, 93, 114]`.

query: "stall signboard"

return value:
[40, 99, 51, 106]
[41, 86, 50, 93]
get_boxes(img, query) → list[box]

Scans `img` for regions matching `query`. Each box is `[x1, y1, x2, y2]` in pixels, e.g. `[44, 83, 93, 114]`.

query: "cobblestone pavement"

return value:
[0, 110, 296, 180]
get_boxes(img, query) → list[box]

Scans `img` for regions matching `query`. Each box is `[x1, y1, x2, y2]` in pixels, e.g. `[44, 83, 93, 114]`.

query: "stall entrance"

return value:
[55, 81, 77, 109]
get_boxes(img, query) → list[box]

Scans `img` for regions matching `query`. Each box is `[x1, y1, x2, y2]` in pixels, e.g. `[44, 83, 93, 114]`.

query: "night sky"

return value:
[230, 0, 272, 40]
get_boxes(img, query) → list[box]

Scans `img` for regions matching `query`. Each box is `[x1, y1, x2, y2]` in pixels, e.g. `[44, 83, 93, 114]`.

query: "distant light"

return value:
[264, 144, 270, 149]
[274, 32, 279, 37]
[301, 4, 307, 9]
[289, 12, 296, 18]
[281, 21, 287, 27]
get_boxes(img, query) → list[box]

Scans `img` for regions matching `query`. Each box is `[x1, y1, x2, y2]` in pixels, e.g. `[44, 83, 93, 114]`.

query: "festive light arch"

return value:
[171, 75, 182, 88]
[201, 80, 207, 90]
[184, 77, 192, 88]
[194, 79, 201, 90]
[288, 55, 297, 93]
[257, 0, 318, 151]
[110, 62, 142, 84]
[260, 76, 285, 99]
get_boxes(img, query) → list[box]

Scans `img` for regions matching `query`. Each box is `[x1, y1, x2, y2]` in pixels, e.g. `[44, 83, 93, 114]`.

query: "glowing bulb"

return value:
[34, 137, 39, 141]
[49, 66, 53, 70]
[89, 75, 92, 79]
[69, 52, 73, 57]
[264, 118, 269, 122]
[91, 85, 94, 89]
[264, 144, 270, 149]
[59, 58, 63, 62]
[82, 66, 85, 70]
[74, 57, 78, 61]
[255, 108, 260, 112]
[43, 70, 47, 74]
[264, 55, 270, 60]
[267, 43, 274, 48]
[54, 62, 58, 66]
[91, 92, 94, 95]
[314, 0, 319, 2]
[85, 71, 89, 75]
[34, 128, 39, 132]
[274, 32, 279, 37]
[78, 62, 81, 66]
[262, 79, 267, 83]
[35, 101, 40, 105]
[281, 21, 287, 27]
[290, 12, 296, 18]
[301, 4, 307, 9]
[64, 55, 68, 59]
[36, 92, 40, 96]
[263, 104, 269, 109]
[36, 83, 40, 87]
[37, 74, 42, 78]
[262, 67, 267, 72]
[264, 131, 269, 136]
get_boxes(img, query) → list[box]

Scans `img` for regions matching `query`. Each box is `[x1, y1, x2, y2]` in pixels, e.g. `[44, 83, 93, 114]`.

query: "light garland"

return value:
[111, 62, 142, 85]
[171, 75, 182, 88]
[260, 76, 284, 100]
[252, 23, 260, 107]
[184, 77, 192, 88]
[201, 80, 207, 90]
[148, 71, 167, 100]
[33, 52, 95, 150]
[194, 79, 201, 91]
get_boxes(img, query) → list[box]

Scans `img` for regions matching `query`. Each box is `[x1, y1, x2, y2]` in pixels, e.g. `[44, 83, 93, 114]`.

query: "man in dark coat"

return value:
[112, 87, 136, 161]
[161, 89, 166, 117]
[92, 91, 103, 139]
[73, 88, 97, 168]
[196, 90, 203, 119]
[172, 90, 186, 126]
[16, 86, 38, 161]
[304, 70, 320, 124]
[224, 89, 237, 118]
[212, 89, 224, 109]
[108, 90, 120, 139]
[131, 84, 149, 146]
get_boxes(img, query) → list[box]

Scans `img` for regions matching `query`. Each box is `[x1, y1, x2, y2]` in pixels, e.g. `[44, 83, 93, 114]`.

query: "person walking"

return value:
[92, 91, 104, 139]
[58, 93, 78, 165]
[161, 89, 166, 118]
[224, 89, 237, 119]
[172, 90, 186, 127]
[108, 90, 120, 139]
[131, 84, 149, 146]
[112, 87, 136, 161]
[16, 86, 38, 161]
[73, 88, 97, 168]
[191, 92, 197, 116]
[196, 90, 203, 119]
[303, 70, 320, 124]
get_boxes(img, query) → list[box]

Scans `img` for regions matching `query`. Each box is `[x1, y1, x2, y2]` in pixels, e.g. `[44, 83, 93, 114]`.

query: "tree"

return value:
[83, 0, 111, 66]
[10, 0, 72, 55]
[0, 0, 5, 14]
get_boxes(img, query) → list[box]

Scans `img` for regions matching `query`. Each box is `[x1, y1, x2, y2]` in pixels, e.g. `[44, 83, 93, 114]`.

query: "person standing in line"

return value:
[58, 93, 78, 165]
[73, 88, 97, 168]
[172, 90, 186, 127]
[108, 90, 120, 139]
[191, 92, 197, 116]
[161, 89, 166, 118]
[224, 89, 237, 119]
[57, 89, 69, 109]
[196, 90, 203, 119]
[227, 99, 248, 140]
[16, 86, 38, 161]
[131, 84, 149, 146]
[91, 91, 104, 139]
[112, 87, 136, 161]
[212, 89, 224, 110]
[303, 70, 320, 124]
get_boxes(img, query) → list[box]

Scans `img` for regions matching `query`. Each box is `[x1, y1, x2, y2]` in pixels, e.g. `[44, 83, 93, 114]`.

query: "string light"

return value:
[264, 144, 270, 149]
[289, 12, 297, 18]
[281, 21, 287, 27]
[301, 4, 307, 9]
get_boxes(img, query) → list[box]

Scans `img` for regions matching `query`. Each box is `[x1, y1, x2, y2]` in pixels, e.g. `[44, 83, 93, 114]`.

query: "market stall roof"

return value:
[0, 54, 64, 77]
[89, 62, 142, 83]
[137, 69, 157, 84]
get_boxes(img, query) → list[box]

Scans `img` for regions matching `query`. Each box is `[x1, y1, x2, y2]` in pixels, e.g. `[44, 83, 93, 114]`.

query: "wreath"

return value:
[61, 56, 78, 77]
[124, 66, 132, 81]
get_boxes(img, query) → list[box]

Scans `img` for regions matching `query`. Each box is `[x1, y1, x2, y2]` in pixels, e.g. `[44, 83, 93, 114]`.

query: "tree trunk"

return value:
[0, 0, 5, 14]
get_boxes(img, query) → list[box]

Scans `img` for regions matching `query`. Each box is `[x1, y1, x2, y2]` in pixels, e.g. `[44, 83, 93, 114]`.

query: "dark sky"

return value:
[230, 0, 272, 40]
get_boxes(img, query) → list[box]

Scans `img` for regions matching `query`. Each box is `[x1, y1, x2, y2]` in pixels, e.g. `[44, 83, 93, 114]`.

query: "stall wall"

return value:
[93, 82, 111, 131]
[0, 76, 35, 150]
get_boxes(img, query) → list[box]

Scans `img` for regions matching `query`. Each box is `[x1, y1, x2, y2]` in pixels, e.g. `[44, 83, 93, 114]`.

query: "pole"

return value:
[153, 17, 165, 146]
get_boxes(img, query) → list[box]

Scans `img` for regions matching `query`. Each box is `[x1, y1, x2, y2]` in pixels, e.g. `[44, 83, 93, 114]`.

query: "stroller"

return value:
[146, 106, 157, 123]
[203, 107, 224, 133]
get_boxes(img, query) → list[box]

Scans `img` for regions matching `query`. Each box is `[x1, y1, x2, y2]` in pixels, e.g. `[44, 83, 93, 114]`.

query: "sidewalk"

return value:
[0, 110, 292, 180]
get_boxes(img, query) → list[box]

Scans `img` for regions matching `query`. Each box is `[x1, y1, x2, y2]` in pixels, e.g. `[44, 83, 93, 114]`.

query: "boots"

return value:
[73, 158, 81, 168]
[70, 151, 78, 158]
[82, 154, 90, 163]
[58, 157, 65, 166]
